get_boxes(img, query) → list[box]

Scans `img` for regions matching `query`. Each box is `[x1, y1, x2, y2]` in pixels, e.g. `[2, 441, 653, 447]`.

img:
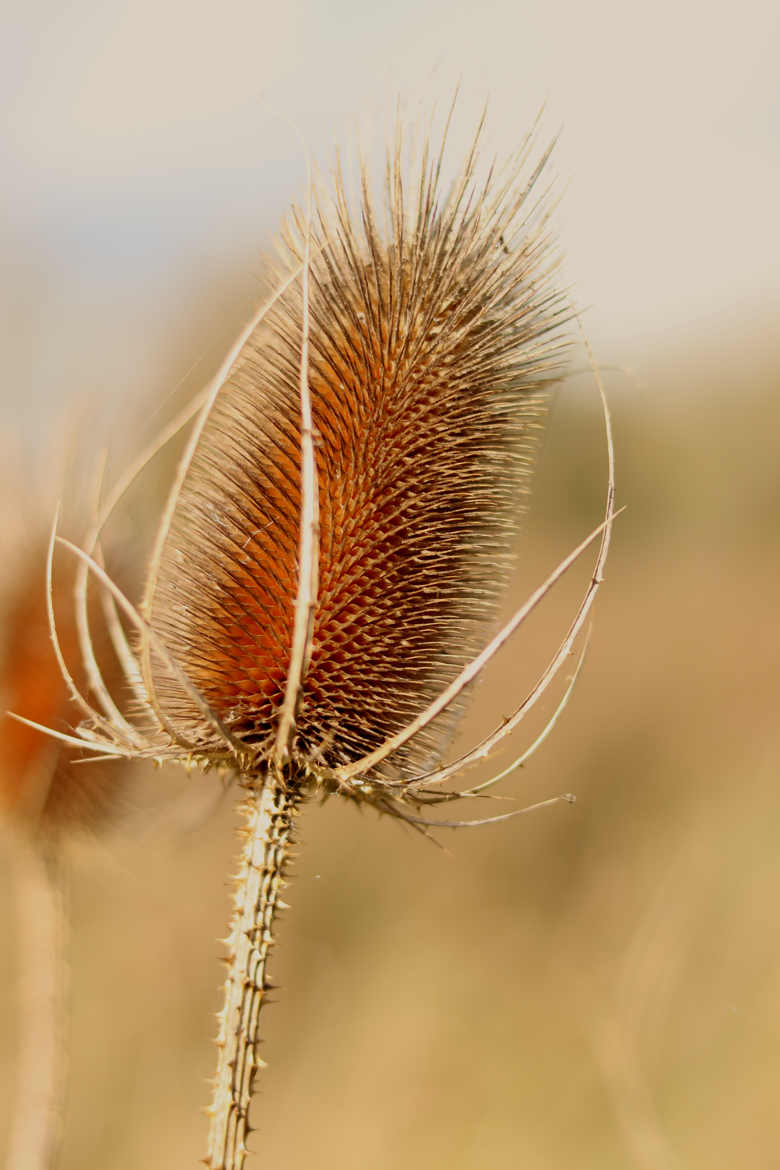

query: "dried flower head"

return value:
[0, 488, 138, 1170]
[17, 112, 612, 815]
[14, 106, 615, 1169]
[0, 512, 132, 834]
[145, 128, 568, 780]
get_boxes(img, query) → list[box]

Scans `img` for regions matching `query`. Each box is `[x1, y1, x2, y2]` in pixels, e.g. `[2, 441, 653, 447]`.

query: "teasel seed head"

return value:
[0, 529, 126, 835]
[143, 119, 570, 787]
[11, 108, 617, 1170]
[16, 108, 616, 824]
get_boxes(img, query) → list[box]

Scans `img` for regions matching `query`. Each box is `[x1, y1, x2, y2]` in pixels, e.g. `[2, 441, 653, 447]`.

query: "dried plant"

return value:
[1, 541, 124, 831]
[14, 105, 616, 1168]
[0, 502, 134, 1170]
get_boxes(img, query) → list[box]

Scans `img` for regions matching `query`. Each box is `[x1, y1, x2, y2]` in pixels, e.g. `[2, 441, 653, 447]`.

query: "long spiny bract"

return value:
[273, 184, 318, 768]
[137, 264, 306, 750]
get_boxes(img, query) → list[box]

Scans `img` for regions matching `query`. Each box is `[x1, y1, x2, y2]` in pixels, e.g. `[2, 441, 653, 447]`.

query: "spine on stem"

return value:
[206, 781, 298, 1170]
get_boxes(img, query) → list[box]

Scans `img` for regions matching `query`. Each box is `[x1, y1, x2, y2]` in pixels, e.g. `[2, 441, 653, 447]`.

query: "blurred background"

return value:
[1, 0, 779, 1167]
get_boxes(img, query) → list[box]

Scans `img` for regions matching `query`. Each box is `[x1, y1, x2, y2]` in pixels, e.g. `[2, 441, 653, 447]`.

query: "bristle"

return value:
[146, 123, 569, 781]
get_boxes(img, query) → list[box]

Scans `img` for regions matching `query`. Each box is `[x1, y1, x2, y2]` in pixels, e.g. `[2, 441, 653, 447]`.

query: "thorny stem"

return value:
[206, 781, 299, 1170]
[6, 836, 69, 1170]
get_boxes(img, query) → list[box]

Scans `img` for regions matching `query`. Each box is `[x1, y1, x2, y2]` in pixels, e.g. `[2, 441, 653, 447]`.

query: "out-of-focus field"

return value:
[1, 307, 779, 1170]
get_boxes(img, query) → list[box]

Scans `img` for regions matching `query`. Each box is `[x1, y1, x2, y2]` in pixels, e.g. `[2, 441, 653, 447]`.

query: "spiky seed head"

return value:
[145, 119, 570, 785]
[0, 542, 122, 832]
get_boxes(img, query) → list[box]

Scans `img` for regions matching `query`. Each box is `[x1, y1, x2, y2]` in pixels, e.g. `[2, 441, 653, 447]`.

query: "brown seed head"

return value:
[0, 540, 124, 833]
[144, 119, 569, 781]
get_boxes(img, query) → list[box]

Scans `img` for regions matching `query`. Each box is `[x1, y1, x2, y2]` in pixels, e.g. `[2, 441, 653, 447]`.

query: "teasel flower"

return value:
[13, 106, 616, 1169]
[0, 482, 138, 1170]
[1, 540, 120, 832]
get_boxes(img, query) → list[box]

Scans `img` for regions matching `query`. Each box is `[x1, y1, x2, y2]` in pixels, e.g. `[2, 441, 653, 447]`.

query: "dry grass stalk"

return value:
[14, 106, 616, 1168]
[3, 834, 68, 1170]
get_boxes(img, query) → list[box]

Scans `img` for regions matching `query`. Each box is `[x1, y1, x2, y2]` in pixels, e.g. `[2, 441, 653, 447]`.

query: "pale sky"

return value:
[2, 0, 779, 436]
